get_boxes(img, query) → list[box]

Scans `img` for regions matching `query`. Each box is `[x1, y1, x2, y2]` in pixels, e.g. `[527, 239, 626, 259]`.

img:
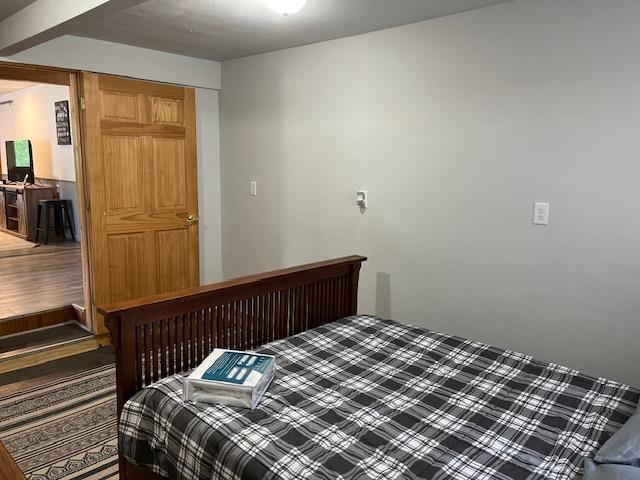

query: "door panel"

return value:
[151, 97, 184, 125]
[101, 91, 138, 121]
[103, 135, 143, 211]
[107, 232, 149, 303]
[81, 72, 199, 334]
[153, 138, 186, 209]
[156, 229, 190, 292]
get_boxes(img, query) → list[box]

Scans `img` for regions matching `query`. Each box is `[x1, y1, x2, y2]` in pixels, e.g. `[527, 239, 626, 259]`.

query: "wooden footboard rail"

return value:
[99, 255, 366, 420]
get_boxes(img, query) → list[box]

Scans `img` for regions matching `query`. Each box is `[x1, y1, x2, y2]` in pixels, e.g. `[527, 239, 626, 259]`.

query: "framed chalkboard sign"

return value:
[55, 100, 71, 145]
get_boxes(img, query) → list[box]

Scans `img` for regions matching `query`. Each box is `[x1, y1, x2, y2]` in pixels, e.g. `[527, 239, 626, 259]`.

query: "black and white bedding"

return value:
[120, 315, 639, 479]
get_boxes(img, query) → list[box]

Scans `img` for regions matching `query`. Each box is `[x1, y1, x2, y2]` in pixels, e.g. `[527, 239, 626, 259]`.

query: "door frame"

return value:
[0, 61, 97, 334]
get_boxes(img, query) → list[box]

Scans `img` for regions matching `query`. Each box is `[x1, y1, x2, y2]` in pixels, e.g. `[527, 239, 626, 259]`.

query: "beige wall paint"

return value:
[220, 0, 640, 386]
[0, 83, 74, 181]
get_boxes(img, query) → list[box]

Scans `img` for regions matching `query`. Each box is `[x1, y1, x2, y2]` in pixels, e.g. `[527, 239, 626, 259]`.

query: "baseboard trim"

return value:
[0, 305, 77, 337]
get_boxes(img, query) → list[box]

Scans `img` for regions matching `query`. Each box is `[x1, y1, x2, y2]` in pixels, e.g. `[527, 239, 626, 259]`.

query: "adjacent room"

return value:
[1, 1, 639, 479]
[0, 78, 87, 362]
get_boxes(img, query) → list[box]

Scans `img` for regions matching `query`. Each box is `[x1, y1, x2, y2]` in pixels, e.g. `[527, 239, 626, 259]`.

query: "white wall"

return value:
[0, 83, 82, 235]
[3, 35, 223, 282]
[0, 84, 74, 181]
[196, 88, 223, 283]
[220, 0, 640, 386]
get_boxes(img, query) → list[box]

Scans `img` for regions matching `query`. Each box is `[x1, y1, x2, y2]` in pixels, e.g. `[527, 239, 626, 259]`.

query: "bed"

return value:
[101, 256, 639, 479]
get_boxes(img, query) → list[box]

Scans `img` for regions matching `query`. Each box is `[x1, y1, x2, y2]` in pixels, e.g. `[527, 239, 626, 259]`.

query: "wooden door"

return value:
[81, 73, 199, 334]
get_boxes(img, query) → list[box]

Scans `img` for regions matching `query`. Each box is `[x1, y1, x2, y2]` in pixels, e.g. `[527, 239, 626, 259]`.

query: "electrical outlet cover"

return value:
[533, 202, 550, 225]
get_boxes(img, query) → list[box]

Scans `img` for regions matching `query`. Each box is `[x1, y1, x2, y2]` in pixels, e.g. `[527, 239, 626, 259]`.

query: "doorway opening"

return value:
[0, 64, 95, 366]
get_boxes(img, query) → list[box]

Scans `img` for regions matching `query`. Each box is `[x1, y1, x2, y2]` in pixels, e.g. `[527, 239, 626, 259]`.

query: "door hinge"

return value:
[85, 199, 91, 212]
[80, 96, 86, 111]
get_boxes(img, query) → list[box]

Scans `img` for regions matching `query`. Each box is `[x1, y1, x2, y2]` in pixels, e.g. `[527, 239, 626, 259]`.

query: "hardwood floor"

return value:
[0, 245, 83, 320]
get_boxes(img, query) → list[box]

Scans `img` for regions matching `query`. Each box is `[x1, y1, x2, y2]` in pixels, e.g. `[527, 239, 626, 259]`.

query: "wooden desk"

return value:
[0, 441, 26, 480]
[0, 184, 54, 241]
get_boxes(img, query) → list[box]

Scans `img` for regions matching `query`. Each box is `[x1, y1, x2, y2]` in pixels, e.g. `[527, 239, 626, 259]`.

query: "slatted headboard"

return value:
[99, 255, 367, 418]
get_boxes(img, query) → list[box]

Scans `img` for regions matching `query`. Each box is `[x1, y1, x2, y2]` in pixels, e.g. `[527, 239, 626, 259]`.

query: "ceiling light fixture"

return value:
[263, 0, 307, 15]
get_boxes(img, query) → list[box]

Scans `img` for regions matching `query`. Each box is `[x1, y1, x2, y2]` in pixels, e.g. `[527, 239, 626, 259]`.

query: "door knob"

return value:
[187, 214, 199, 225]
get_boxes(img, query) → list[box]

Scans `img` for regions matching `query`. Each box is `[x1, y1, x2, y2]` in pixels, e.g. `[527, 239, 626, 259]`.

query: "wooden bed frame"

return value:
[100, 255, 367, 480]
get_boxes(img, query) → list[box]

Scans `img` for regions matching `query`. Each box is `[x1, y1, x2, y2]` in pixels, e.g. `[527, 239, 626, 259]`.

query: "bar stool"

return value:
[35, 199, 76, 244]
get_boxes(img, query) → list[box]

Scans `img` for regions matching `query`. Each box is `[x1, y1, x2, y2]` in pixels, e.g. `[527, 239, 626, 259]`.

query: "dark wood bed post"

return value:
[101, 255, 366, 480]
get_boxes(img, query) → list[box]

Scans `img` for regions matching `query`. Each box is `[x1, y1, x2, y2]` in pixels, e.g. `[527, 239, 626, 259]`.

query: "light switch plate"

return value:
[533, 202, 550, 225]
[250, 181, 257, 196]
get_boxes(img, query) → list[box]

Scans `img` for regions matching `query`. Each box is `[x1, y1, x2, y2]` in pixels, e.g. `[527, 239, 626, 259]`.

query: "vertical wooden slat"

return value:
[144, 324, 152, 386]
[167, 317, 176, 376]
[152, 321, 160, 382]
[190, 312, 198, 368]
[316, 281, 323, 327]
[302, 285, 308, 331]
[229, 301, 236, 349]
[326, 279, 333, 323]
[243, 298, 248, 350]
[294, 286, 301, 334]
[283, 290, 288, 339]
[290, 288, 295, 335]
[238, 300, 244, 350]
[338, 275, 347, 318]
[215, 305, 223, 349]
[237, 301, 242, 349]
[262, 294, 267, 345]
[204, 308, 213, 357]
[331, 277, 338, 321]
[181, 314, 189, 369]
[319, 280, 326, 327]
[269, 292, 276, 342]
[249, 296, 256, 349]
[183, 313, 189, 369]
[278, 290, 286, 340]
[328, 279, 334, 322]
[221, 304, 228, 349]
[199, 310, 206, 362]
[190, 312, 197, 366]
[194, 311, 201, 365]
[309, 282, 316, 328]
[176, 315, 184, 373]
[160, 319, 168, 378]
[135, 325, 143, 389]
[253, 295, 262, 348]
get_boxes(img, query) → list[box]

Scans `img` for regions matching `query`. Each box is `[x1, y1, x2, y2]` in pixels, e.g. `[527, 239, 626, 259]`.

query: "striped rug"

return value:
[0, 364, 118, 479]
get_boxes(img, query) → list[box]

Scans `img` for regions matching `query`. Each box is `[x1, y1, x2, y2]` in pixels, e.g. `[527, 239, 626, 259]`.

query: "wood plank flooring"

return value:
[0, 246, 83, 320]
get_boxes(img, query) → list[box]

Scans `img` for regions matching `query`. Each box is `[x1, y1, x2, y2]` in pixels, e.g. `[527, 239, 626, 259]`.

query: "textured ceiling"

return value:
[72, 0, 515, 61]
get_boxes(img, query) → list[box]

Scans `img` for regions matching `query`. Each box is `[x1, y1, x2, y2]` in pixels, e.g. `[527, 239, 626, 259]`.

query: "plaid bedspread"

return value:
[120, 315, 639, 480]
